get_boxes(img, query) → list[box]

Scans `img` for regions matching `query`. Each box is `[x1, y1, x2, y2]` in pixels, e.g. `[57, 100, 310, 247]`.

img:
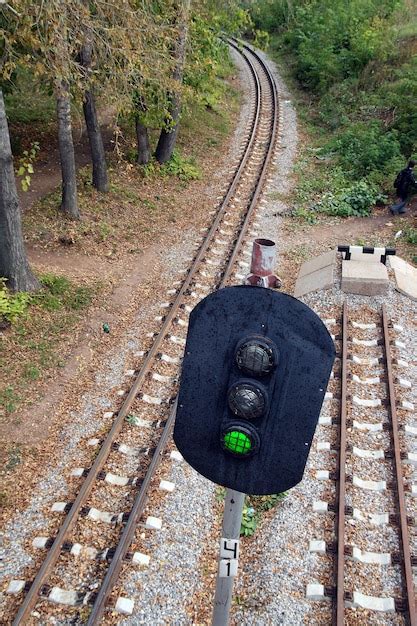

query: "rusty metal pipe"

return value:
[246, 238, 281, 289]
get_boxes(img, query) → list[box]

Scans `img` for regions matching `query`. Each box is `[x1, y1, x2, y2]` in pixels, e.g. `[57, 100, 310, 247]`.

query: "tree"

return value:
[55, 79, 79, 218]
[79, 6, 109, 192]
[54, 1, 80, 218]
[155, 0, 191, 164]
[0, 89, 40, 291]
[134, 95, 151, 165]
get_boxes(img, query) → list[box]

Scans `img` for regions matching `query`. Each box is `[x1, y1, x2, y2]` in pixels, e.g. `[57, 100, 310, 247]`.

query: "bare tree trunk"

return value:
[80, 23, 109, 192]
[155, 0, 191, 164]
[56, 80, 80, 219]
[135, 117, 151, 165]
[0, 89, 40, 292]
[134, 95, 150, 165]
[83, 90, 109, 191]
[155, 96, 181, 165]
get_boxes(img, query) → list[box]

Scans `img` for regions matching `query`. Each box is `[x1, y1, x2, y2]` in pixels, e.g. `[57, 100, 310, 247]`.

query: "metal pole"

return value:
[212, 489, 245, 626]
[212, 239, 279, 626]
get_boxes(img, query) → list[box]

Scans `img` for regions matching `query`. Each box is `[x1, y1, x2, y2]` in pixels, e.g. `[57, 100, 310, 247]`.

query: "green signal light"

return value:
[223, 430, 252, 455]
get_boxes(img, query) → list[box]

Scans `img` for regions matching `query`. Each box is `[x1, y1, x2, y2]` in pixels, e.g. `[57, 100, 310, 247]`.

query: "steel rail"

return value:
[220, 40, 278, 286]
[87, 43, 280, 625]
[336, 301, 348, 626]
[86, 400, 178, 626]
[382, 305, 416, 625]
[12, 44, 274, 625]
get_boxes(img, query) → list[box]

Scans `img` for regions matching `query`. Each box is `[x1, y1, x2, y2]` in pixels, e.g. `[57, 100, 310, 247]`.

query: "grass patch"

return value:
[393, 224, 417, 265]
[138, 151, 202, 183]
[282, 244, 311, 263]
[404, 226, 417, 245]
[0, 385, 20, 415]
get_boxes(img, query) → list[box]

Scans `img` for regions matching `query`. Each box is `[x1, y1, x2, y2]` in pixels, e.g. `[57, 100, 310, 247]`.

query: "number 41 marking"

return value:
[220, 538, 239, 560]
[219, 538, 239, 577]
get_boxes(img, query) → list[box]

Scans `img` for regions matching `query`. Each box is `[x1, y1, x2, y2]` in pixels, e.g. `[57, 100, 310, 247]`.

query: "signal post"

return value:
[174, 239, 335, 625]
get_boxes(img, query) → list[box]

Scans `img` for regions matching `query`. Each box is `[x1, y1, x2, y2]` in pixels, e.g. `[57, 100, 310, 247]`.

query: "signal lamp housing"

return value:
[220, 422, 260, 458]
[227, 380, 268, 420]
[235, 336, 277, 377]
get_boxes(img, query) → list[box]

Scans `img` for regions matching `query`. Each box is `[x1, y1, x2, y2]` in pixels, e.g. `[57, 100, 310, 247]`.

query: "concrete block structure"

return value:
[341, 260, 389, 296]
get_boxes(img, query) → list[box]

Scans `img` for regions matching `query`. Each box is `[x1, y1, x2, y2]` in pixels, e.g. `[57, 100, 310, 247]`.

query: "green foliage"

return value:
[23, 364, 40, 380]
[139, 151, 201, 182]
[129, 1, 249, 134]
[404, 226, 417, 245]
[0, 278, 31, 323]
[39, 273, 70, 295]
[330, 122, 402, 179]
[126, 414, 139, 425]
[139, 159, 157, 178]
[253, 0, 400, 94]
[0, 273, 93, 318]
[383, 55, 417, 155]
[215, 488, 287, 537]
[252, 492, 288, 511]
[252, 29, 270, 51]
[240, 493, 287, 537]
[292, 206, 317, 224]
[65, 285, 93, 310]
[251, 0, 416, 215]
[35, 274, 93, 311]
[185, 16, 230, 109]
[240, 505, 258, 537]
[315, 181, 386, 217]
[4, 68, 55, 125]
[0, 386, 20, 415]
[5, 444, 21, 470]
[16, 142, 39, 191]
[161, 150, 201, 182]
[250, 0, 296, 33]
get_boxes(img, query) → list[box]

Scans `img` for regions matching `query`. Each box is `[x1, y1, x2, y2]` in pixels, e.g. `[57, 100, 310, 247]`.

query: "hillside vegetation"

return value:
[249, 0, 417, 218]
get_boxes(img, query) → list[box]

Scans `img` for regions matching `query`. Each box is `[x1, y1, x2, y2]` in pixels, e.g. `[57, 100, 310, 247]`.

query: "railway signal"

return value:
[174, 284, 335, 495]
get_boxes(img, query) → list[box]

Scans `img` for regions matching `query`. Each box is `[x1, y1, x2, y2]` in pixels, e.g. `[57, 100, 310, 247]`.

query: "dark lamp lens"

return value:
[228, 382, 266, 420]
[235, 338, 276, 377]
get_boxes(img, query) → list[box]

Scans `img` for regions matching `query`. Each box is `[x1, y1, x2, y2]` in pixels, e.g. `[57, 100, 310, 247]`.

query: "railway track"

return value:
[5, 41, 280, 625]
[307, 303, 417, 625]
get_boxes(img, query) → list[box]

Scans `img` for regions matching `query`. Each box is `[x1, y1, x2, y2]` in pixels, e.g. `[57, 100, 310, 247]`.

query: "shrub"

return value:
[331, 121, 403, 179]
[161, 151, 201, 182]
[315, 180, 386, 217]
[249, 0, 415, 205]
[0, 279, 32, 324]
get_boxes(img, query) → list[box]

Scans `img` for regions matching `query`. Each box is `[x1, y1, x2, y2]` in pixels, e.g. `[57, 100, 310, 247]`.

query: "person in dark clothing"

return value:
[390, 159, 417, 214]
